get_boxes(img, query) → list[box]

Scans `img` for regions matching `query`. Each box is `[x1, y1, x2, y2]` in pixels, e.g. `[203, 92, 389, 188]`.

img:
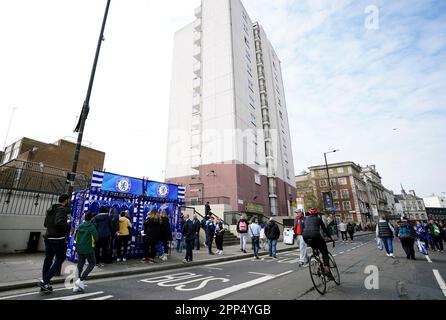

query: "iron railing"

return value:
[0, 188, 59, 216]
[184, 197, 231, 206]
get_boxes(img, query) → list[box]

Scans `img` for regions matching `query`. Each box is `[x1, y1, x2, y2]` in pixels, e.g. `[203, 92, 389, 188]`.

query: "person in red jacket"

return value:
[292, 210, 308, 266]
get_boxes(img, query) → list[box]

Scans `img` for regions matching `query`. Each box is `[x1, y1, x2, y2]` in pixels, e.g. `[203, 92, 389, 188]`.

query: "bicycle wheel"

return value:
[328, 252, 340, 285]
[309, 255, 326, 295]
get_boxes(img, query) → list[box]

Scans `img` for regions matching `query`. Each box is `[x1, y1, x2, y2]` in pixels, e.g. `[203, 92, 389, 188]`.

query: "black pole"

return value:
[324, 152, 335, 214]
[66, 0, 111, 195]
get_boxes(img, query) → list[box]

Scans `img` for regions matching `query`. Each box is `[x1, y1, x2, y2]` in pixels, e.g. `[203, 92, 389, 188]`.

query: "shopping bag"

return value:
[376, 238, 384, 251]
[416, 239, 428, 255]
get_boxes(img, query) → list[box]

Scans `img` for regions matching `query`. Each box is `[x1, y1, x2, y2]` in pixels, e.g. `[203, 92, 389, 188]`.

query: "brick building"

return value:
[0, 137, 105, 193]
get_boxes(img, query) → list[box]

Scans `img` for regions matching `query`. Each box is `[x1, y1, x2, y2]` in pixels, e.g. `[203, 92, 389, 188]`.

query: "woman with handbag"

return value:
[249, 217, 262, 259]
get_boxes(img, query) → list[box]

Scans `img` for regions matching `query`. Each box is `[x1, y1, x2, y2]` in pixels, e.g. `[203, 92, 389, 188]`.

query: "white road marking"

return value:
[89, 295, 114, 300]
[190, 270, 293, 300]
[425, 255, 433, 263]
[248, 272, 274, 276]
[432, 270, 446, 297]
[205, 257, 254, 266]
[0, 287, 70, 300]
[339, 252, 344, 254]
[201, 266, 223, 271]
[45, 291, 104, 300]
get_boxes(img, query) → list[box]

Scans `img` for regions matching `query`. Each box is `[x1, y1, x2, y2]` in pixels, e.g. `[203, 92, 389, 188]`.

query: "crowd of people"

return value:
[376, 216, 445, 260]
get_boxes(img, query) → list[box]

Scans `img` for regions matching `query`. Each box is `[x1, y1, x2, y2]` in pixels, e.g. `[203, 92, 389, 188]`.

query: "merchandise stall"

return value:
[67, 170, 185, 261]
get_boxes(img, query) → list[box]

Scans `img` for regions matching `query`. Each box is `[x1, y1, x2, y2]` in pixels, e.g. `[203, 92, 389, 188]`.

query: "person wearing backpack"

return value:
[39, 194, 72, 292]
[237, 215, 249, 253]
[73, 211, 98, 292]
[347, 221, 355, 241]
[206, 216, 216, 255]
[396, 218, 417, 260]
[429, 219, 444, 252]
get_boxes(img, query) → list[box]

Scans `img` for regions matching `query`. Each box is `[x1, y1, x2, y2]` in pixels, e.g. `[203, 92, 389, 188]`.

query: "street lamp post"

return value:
[66, 0, 111, 195]
[323, 149, 339, 214]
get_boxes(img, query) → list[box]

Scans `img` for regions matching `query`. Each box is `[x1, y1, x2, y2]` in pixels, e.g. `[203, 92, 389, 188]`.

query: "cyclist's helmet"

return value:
[308, 208, 319, 215]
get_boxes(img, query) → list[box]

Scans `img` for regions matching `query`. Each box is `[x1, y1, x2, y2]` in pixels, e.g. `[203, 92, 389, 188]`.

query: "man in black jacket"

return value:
[265, 218, 280, 258]
[39, 194, 72, 292]
[182, 214, 196, 263]
[192, 214, 201, 250]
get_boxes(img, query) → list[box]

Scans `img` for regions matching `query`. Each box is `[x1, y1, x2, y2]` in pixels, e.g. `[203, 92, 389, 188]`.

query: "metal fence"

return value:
[0, 188, 59, 216]
[185, 197, 231, 206]
[0, 160, 90, 194]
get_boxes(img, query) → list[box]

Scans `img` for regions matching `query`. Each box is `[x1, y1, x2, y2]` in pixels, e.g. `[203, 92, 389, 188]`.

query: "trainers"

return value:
[218, 251, 223, 255]
[255, 255, 260, 260]
[122, 258, 127, 262]
[161, 255, 167, 261]
[117, 258, 121, 262]
[182, 258, 188, 263]
[38, 281, 53, 293]
[209, 252, 215, 255]
[243, 250, 247, 253]
[389, 253, 395, 258]
[76, 279, 85, 290]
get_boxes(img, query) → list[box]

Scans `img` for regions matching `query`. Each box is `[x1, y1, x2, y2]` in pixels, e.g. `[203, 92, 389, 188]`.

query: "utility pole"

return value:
[66, 0, 111, 195]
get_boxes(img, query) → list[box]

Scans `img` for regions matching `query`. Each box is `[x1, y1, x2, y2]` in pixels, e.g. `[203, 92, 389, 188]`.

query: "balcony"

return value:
[193, 31, 201, 45]
[193, 46, 201, 60]
[194, 6, 202, 19]
[194, 18, 202, 31]
[193, 62, 201, 76]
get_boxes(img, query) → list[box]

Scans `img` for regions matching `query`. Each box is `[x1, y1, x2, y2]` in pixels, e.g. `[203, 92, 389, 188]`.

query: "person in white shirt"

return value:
[339, 221, 347, 241]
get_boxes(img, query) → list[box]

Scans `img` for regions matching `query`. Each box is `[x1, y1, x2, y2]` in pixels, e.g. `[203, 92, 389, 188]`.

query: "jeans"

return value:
[185, 238, 195, 262]
[208, 235, 214, 253]
[116, 235, 129, 259]
[42, 238, 67, 284]
[194, 232, 200, 250]
[433, 236, 444, 251]
[252, 236, 260, 257]
[77, 253, 96, 281]
[381, 236, 394, 254]
[297, 235, 308, 263]
[176, 238, 184, 253]
[95, 236, 110, 264]
[268, 239, 277, 257]
[239, 233, 248, 251]
[341, 231, 348, 241]
[348, 232, 354, 240]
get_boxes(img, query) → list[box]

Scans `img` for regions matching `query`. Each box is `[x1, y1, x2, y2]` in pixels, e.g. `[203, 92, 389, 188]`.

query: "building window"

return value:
[330, 178, 336, 186]
[334, 201, 340, 210]
[319, 170, 325, 176]
[255, 173, 261, 185]
[248, 79, 254, 93]
[245, 50, 251, 63]
[244, 36, 250, 48]
[332, 190, 338, 199]
[341, 189, 349, 199]
[337, 168, 344, 173]
[320, 179, 328, 187]
[343, 201, 352, 211]
[338, 177, 347, 185]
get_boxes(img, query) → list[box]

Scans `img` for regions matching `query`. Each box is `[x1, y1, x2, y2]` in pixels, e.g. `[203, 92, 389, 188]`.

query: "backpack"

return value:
[239, 221, 247, 233]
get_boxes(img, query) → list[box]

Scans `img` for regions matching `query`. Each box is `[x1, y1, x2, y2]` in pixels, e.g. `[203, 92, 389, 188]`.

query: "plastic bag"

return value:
[376, 238, 384, 251]
[416, 239, 428, 255]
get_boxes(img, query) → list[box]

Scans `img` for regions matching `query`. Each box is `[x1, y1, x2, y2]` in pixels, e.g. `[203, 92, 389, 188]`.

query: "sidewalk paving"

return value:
[0, 231, 373, 292]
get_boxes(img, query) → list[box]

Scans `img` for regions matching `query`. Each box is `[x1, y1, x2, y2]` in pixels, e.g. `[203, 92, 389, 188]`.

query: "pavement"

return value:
[0, 231, 374, 292]
[1, 232, 444, 300]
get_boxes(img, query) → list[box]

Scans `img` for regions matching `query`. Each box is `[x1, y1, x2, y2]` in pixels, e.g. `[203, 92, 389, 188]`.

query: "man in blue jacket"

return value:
[93, 206, 113, 266]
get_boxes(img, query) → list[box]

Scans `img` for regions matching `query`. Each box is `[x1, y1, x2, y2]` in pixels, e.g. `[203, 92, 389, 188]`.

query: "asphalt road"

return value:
[1, 234, 445, 300]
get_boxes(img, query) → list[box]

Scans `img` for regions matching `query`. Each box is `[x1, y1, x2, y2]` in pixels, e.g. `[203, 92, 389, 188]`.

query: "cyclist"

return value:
[302, 208, 333, 274]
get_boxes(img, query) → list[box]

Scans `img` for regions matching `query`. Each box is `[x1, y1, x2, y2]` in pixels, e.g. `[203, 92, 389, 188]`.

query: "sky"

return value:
[0, 0, 445, 197]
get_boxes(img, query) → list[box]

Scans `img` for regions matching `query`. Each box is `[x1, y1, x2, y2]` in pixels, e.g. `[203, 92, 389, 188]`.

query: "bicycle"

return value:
[307, 239, 340, 295]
